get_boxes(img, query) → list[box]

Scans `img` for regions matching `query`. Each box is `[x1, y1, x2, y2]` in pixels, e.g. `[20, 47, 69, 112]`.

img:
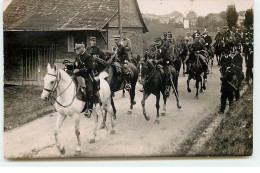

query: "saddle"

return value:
[114, 61, 134, 78]
[70, 76, 100, 104]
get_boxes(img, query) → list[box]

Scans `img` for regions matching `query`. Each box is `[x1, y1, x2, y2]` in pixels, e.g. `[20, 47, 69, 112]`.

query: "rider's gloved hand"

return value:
[73, 69, 79, 74]
[124, 60, 129, 64]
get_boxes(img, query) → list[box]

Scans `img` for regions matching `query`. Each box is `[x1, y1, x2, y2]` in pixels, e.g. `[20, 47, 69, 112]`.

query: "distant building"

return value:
[183, 10, 197, 28]
[237, 11, 246, 26]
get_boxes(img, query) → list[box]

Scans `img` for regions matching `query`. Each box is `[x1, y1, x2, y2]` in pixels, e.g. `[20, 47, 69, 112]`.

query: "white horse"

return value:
[41, 63, 114, 156]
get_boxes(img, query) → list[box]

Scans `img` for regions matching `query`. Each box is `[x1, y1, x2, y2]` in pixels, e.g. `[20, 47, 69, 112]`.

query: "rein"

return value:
[45, 70, 78, 108]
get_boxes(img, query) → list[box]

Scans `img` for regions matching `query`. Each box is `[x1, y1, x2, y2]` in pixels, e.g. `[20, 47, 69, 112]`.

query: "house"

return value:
[183, 10, 197, 28]
[3, 0, 148, 86]
[237, 11, 246, 26]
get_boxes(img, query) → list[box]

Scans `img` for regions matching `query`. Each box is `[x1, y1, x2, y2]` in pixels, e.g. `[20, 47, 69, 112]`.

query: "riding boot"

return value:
[84, 96, 93, 118]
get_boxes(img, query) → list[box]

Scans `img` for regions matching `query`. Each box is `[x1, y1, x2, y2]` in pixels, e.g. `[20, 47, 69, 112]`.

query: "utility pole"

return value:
[118, 0, 122, 37]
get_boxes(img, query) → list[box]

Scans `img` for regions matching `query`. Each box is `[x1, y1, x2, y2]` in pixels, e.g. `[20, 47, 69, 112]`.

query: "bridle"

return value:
[44, 70, 77, 108]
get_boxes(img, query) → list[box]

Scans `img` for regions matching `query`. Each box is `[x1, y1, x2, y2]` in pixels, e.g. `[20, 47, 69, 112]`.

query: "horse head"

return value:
[41, 63, 59, 101]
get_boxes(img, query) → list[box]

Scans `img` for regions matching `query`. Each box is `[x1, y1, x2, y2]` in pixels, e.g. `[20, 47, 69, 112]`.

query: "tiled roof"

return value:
[4, 0, 119, 31]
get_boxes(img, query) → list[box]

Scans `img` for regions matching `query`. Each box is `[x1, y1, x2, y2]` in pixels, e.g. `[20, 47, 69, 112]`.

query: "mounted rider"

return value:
[184, 30, 194, 44]
[121, 31, 132, 61]
[73, 43, 96, 118]
[86, 36, 107, 74]
[107, 35, 132, 89]
[202, 28, 213, 58]
[184, 33, 208, 78]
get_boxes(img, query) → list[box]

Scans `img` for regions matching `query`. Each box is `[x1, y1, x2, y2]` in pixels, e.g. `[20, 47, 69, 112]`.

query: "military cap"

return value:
[195, 33, 200, 38]
[154, 37, 162, 42]
[74, 43, 85, 50]
[90, 36, 96, 41]
[163, 32, 167, 36]
[168, 31, 172, 35]
[113, 35, 121, 40]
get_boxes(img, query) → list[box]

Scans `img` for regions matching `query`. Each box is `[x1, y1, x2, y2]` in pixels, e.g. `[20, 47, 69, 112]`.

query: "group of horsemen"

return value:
[70, 25, 254, 117]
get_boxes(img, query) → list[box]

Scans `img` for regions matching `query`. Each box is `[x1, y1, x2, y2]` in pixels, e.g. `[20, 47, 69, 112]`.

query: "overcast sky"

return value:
[137, 0, 254, 16]
[2, 0, 254, 16]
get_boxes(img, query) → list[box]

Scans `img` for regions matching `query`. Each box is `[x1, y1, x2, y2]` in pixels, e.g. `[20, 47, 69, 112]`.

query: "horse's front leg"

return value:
[187, 76, 191, 93]
[73, 113, 81, 156]
[200, 76, 203, 93]
[161, 93, 167, 116]
[128, 80, 136, 115]
[154, 92, 160, 124]
[194, 77, 200, 99]
[111, 96, 116, 119]
[141, 91, 150, 121]
[89, 105, 98, 144]
[107, 104, 116, 135]
[54, 113, 67, 156]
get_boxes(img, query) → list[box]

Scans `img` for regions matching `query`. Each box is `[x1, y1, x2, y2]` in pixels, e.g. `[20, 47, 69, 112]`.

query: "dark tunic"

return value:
[74, 51, 95, 79]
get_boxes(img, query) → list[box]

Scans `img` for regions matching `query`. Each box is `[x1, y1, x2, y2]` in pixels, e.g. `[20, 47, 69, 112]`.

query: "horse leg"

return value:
[203, 74, 206, 90]
[54, 113, 67, 156]
[161, 93, 167, 116]
[100, 108, 107, 130]
[111, 96, 116, 120]
[89, 105, 98, 144]
[141, 91, 150, 121]
[128, 79, 137, 115]
[154, 93, 160, 124]
[73, 113, 81, 156]
[122, 82, 125, 98]
[194, 77, 200, 99]
[107, 104, 116, 135]
[187, 76, 191, 93]
[182, 60, 186, 76]
[200, 76, 203, 93]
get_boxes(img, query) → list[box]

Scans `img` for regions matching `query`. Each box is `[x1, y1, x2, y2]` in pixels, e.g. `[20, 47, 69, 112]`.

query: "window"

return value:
[67, 35, 74, 52]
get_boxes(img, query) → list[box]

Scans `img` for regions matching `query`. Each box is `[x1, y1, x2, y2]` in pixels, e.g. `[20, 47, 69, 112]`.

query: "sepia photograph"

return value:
[3, 0, 254, 159]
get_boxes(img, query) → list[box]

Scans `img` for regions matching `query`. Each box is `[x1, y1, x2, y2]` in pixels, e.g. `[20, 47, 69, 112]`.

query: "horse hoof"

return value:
[113, 114, 116, 120]
[145, 116, 150, 121]
[132, 100, 136, 105]
[74, 150, 81, 156]
[60, 146, 66, 155]
[194, 96, 198, 99]
[154, 119, 160, 124]
[122, 94, 125, 98]
[89, 138, 95, 144]
[110, 130, 115, 135]
[128, 110, 132, 115]
[177, 103, 182, 109]
[161, 112, 166, 116]
[187, 88, 191, 93]
[200, 89, 203, 93]
[203, 86, 206, 90]
[100, 123, 106, 129]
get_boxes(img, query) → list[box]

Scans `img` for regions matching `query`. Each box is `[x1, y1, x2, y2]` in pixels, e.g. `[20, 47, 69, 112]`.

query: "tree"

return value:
[196, 16, 205, 28]
[226, 4, 238, 29]
[244, 8, 253, 29]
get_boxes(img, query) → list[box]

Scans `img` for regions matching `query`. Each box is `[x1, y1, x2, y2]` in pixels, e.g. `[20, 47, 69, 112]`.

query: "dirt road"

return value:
[4, 63, 222, 159]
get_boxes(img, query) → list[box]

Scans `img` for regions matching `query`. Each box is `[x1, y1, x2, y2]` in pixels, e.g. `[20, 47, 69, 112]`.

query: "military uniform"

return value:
[243, 39, 251, 63]
[219, 53, 232, 75]
[73, 43, 95, 117]
[246, 48, 253, 83]
[219, 67, 235, 113]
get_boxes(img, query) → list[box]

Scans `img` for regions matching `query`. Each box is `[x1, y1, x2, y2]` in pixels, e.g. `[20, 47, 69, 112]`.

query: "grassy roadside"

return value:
[198, 85, 253, 156]
[4, 85, 55, 131]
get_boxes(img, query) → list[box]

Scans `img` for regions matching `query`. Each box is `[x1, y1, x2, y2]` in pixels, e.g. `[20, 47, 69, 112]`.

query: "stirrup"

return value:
[84, 109, 92, 118]
[125, 83, 132, 90]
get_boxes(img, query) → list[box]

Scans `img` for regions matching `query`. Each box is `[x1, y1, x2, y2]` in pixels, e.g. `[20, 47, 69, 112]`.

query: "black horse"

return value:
[214, 41, 225, 66]
[139, 45, 181, 124]
[186, 54, 207, 99]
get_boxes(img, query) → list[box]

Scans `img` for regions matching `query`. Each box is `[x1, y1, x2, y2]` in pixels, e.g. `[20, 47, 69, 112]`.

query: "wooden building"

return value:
[3, 0, 148, 85]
